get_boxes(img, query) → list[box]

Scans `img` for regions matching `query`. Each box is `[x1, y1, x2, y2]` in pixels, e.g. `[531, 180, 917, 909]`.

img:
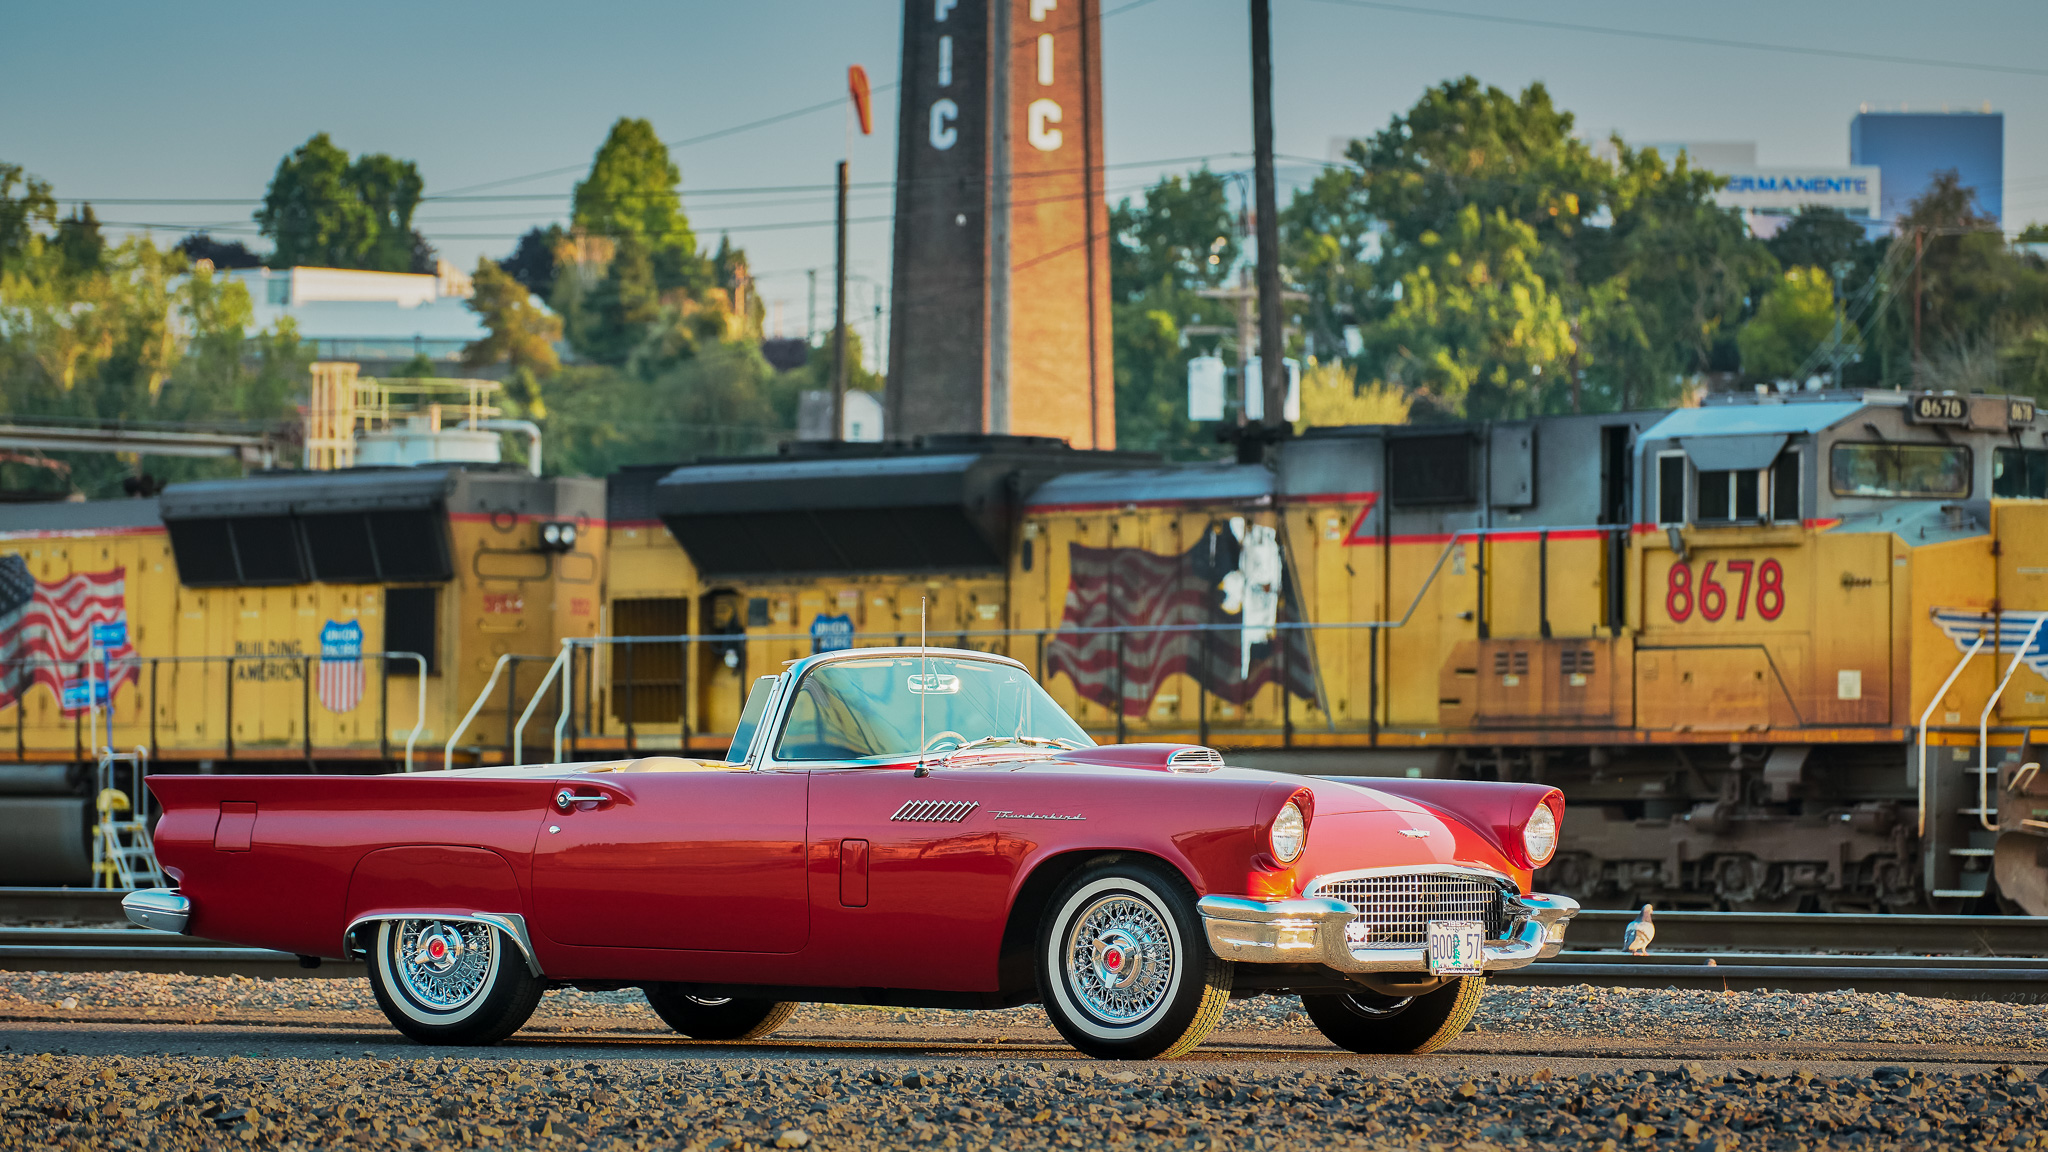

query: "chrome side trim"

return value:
[343, 912, 543, 979]
[122, 889, 192, 935]
[1197, 890, 1580, 974]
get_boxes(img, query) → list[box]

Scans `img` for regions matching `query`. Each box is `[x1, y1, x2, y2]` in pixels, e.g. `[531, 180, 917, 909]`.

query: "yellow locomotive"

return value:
[2, 384, 2044, 915]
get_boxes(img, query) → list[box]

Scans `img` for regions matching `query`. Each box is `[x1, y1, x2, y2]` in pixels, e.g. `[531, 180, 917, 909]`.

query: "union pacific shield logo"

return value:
[1932, 609, 2048, 678]
[318, 619, 364, 713]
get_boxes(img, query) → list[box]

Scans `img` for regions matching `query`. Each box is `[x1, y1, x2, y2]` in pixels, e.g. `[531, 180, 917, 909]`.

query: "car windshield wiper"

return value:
[940, 735, 1085, 761]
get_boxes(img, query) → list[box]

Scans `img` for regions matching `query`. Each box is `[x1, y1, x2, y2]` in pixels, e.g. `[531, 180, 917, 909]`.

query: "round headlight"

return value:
[1523, 803, 1558, 867]
[1269, 801, 1306, 864]
[542, 524, 561, 545]
[560, 524, 576, 546]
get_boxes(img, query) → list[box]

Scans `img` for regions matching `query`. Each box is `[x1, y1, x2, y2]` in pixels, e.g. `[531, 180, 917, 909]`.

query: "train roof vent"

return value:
[158, 470, 456, 587]
[653, 443, 1152, 578]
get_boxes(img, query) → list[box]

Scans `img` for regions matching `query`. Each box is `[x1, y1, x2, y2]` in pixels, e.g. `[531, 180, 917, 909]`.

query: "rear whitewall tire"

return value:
[365, 919, 543, 1046]
[1037, 859, 1232, 1060]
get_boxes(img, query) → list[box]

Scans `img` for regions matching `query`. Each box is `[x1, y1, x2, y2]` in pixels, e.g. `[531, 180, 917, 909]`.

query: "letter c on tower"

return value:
[1028, 99, 1063, 151]
[930, 99, 959, 150]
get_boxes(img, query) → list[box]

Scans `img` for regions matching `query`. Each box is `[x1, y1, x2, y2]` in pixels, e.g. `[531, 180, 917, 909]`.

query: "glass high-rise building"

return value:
[1849, 108, 2004, 224]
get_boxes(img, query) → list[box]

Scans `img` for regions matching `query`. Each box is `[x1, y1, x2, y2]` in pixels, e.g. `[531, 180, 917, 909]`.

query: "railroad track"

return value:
[9, 889, 2048, 998]
[7, 924, 2048, 1000]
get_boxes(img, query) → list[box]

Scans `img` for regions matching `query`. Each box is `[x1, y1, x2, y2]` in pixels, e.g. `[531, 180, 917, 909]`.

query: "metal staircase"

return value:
[92, 746, 167, 890]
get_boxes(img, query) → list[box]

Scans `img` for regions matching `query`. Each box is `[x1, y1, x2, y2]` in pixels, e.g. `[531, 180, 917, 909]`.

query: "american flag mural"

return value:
[1045, 519, 1319, 718]
[0, 555, 137, 715]
[317, 619, 365, 713]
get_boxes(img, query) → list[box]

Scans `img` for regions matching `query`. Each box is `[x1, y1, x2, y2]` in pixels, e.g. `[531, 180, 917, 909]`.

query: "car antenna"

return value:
[914, 596, 932, 777]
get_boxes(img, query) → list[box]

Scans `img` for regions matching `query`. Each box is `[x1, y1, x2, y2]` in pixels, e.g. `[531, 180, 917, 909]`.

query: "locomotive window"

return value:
[1388, 435, 1474, 503]
[383, 587, 439, 675]
[1771, 448, 1801, 521]
[1656, 452, 1686, 524]
[1993, 447, 2048, 498]
[1829, 443, 1970, 498]
[1696, 470, 1762, 522]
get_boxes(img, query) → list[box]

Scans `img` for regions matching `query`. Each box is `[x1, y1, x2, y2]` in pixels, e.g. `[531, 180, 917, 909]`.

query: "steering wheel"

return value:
[920, 730, 968, 753]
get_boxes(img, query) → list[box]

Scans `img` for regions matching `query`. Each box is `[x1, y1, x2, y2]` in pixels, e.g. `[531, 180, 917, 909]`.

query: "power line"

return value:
[1295, 0, 2048, 77]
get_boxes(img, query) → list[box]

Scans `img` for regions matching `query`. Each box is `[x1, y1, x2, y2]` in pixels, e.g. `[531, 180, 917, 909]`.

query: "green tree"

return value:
[1106, 170, 1238, 458]
[1, 162, 56, 270]
[53, 204, 105, 279]
[1365, 204, 1575, 418]
[256, 133, 427, 271]
[0, 233, 308, 496]
[464, 256, 563, 375]
[576, 234, 664, 366]
[1766, 207, 1873, 274]
[572, 118, 701, 291]
[1739, 266, 1852, 379]
[1294, 359, 1409, 429]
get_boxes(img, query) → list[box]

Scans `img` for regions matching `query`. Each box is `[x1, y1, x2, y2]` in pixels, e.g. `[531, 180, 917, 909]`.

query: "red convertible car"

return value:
[126, 647, 1576, 1059]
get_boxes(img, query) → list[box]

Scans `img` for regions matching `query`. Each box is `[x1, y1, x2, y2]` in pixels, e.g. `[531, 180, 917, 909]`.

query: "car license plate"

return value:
[1427, 921, 1485, 975]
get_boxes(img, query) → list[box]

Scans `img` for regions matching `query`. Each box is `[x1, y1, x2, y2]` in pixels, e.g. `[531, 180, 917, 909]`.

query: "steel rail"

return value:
[7, 890, 2047, 954]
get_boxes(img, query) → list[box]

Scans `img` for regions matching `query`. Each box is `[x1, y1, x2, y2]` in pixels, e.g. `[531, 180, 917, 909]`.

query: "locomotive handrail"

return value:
[1919, 630, 1988, 837]
[445, 654, 514, 772]
[388, 652, 428, 773]
[450, 525, 1635, 761]
[1978, 614, 2046, 832]
[510, 642, 572, 767]
[2, 651, 429, 769]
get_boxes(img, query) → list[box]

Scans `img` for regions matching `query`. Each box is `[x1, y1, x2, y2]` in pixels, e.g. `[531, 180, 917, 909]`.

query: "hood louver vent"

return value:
[1167, 747, 1225, 768]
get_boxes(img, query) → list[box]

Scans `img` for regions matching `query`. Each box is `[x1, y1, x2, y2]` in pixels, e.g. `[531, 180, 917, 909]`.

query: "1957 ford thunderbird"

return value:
[126, 646, 1577, 1060]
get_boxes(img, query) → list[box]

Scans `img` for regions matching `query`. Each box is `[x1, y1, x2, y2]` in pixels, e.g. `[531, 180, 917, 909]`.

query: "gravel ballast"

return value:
[4, 972, 2047, 1052]
[4, 1052, 2047, 1151]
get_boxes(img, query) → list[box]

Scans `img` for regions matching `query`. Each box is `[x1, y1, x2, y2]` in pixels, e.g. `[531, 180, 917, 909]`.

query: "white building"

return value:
[221, 261, 494, 364]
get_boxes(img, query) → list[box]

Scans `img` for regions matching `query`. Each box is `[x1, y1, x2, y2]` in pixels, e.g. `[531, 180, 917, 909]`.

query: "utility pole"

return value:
[1830, 260, 1851, 389]
[807, 269, 817, 346]
[832, 160, 849, 441]
[1911, 229, 1924, 390]
[1250, 0, 1285, 432]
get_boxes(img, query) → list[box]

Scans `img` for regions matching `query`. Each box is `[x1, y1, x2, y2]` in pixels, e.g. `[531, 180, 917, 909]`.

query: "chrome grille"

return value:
[890, 800, 979, 823]
[1306, 871, 1515, 948]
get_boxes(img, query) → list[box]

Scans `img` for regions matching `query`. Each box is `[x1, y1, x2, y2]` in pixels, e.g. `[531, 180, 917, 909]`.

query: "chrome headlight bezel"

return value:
[1269, 800, 1307, 864]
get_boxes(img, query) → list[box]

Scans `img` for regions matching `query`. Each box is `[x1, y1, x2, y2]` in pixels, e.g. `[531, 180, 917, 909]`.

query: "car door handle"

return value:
[555, 789, 614, 812]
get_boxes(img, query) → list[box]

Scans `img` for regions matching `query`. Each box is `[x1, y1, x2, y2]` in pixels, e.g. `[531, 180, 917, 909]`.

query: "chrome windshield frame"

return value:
[753, 646, 1061, 772]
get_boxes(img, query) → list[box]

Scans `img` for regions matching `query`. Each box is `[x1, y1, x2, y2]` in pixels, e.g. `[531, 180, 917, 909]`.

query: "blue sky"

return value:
[4, 0, 2043, 364]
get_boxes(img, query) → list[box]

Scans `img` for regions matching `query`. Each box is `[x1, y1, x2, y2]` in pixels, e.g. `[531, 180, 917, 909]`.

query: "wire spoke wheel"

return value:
[1037, 859, 1233, 1060]
[1063, 894, 1176, 1025]
[365, 917, 542, 1046]
[391, 919, 496, 1013]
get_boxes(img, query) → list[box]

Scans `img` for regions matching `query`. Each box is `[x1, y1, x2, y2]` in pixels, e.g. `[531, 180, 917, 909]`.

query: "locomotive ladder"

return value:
[91, 746, 167, 890]
[1929, 614, 2046, 902]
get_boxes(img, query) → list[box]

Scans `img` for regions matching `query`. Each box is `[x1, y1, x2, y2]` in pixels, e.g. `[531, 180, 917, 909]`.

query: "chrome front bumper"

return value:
[122, 889, 192, 935]
[1197, 891, 1578, 974]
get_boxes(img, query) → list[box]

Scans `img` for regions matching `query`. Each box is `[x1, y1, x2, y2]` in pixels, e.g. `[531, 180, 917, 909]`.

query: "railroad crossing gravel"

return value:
[4, 972, 2048, 1051]
[3, 1050, 2047, 1151]
[4, 974, 2048, 1150]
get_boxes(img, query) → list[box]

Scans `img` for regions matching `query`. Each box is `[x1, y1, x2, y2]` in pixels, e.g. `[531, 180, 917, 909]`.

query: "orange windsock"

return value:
[849, 65, 873, 136]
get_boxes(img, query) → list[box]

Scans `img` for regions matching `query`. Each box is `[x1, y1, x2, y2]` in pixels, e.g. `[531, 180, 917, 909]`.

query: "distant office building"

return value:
[1638, 140, 1757, 171]
[221, 261, 493, 364]
[1850, 107, 2004, 223]
[1637, 140, 1878, 235]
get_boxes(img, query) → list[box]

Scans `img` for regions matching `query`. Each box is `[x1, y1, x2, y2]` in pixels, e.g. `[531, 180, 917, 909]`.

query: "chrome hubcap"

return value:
[1065, 894, 1175, 1024]
[393, 920, 494, 1012]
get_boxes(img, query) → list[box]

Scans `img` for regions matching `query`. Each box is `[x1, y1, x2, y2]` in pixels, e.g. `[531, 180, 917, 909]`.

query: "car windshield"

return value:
[773, 655, 1094, 762]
